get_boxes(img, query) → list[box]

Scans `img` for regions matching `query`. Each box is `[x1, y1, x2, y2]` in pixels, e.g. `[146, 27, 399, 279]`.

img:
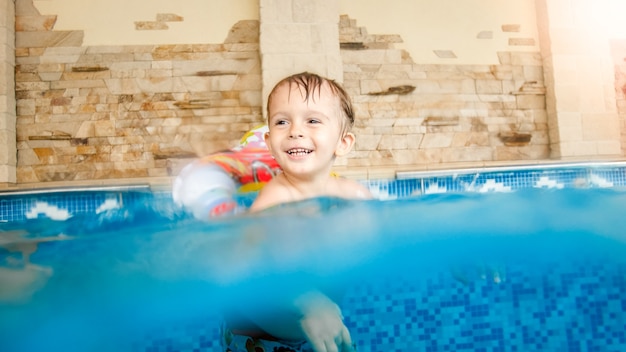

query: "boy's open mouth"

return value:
[287, 148, 313, 156]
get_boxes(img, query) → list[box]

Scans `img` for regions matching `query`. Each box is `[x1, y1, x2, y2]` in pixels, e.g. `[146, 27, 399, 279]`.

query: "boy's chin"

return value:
[282, 166, 319, 178]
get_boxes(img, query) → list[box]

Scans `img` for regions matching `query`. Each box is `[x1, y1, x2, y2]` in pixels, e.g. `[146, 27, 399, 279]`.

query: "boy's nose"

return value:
[289, 124, 303, 139]
[289, 132, 303, 139]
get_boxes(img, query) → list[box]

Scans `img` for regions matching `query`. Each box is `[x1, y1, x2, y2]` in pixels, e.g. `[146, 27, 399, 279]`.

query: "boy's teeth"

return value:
[288, 148, 311, 155]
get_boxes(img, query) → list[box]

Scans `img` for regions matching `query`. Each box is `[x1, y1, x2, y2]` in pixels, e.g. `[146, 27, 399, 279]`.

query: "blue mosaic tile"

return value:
[340, 261, 626, 352]
[366, 178, 423, 199]
[129, 316, 222, 352]
[587, 167, 626, 188]
[3, 164, 626, 222]
[0, 189, 157, 223]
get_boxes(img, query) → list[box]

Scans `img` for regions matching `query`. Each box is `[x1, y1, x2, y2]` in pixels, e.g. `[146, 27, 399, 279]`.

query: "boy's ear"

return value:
[335, 132, 356, 157]
[263, 131, 272, 153]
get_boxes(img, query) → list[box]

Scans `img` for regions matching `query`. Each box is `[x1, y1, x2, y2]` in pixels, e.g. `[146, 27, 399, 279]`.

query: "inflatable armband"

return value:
[172, 125, 281, 219]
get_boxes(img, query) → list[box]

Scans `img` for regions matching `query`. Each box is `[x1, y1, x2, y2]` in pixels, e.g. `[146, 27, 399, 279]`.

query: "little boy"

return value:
[249, 72, 372, 212]
[222, 72, 371, 352]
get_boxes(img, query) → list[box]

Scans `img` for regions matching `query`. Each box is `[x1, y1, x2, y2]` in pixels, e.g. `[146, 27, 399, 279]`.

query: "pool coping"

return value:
[395, 160, 626, 179]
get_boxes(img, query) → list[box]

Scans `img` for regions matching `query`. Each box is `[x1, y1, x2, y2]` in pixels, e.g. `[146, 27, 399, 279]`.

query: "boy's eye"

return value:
[308, 118, 321, 124]
[274, 120, 288, 125]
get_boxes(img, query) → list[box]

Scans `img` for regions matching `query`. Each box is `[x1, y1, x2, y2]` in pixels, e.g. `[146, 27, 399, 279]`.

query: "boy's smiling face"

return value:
[265, 81, 354, 180]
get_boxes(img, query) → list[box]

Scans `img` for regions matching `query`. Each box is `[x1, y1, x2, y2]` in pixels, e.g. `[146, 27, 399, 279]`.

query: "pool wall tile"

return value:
[3, 164, 626, 223]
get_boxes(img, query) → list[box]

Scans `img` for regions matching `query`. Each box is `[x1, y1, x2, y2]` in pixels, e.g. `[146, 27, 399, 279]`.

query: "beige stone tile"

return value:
[581, 113, 620, 140]
[0, 164, 16, 183]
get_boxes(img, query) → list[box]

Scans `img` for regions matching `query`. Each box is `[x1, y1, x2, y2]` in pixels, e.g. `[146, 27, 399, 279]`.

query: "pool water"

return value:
[1, 164, 626, 352]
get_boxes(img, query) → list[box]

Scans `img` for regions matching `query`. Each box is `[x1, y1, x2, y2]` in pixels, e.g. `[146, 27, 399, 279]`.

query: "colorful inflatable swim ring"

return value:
[172, 125, 281, 219]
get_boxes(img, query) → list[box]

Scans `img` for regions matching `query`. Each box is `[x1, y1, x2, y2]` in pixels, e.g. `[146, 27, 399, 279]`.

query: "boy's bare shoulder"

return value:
[334, 177, 372, 200]
[248, 177, 293, 212]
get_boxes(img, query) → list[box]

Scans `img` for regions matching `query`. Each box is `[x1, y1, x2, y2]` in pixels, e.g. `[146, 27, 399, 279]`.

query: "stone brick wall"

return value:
[536, 0, 621, 158]
[6, 1, 626, 185]
[15, 11, 262, 182]
[259, 0, 343, 112]
[611, 40, 626, 155]
[338, 16, 549, 169]
[0, 0, 16, 184]
[14, 10, 551, 184]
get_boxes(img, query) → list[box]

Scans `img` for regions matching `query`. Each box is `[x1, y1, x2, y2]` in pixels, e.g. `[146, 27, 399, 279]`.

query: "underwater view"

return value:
[1, 187, 626, 351]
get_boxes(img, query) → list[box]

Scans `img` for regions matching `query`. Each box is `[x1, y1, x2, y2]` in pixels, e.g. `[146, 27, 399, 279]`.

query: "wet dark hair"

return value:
[266, 72, 355, 132]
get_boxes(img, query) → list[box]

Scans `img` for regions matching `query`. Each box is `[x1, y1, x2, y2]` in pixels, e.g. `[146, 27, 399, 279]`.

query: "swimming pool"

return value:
[1, 162, 626, 351]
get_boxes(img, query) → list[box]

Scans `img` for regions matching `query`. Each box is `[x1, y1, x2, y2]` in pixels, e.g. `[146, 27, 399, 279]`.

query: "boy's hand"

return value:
[300, 313, 354, 352]
[296, 291, 355, 352]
